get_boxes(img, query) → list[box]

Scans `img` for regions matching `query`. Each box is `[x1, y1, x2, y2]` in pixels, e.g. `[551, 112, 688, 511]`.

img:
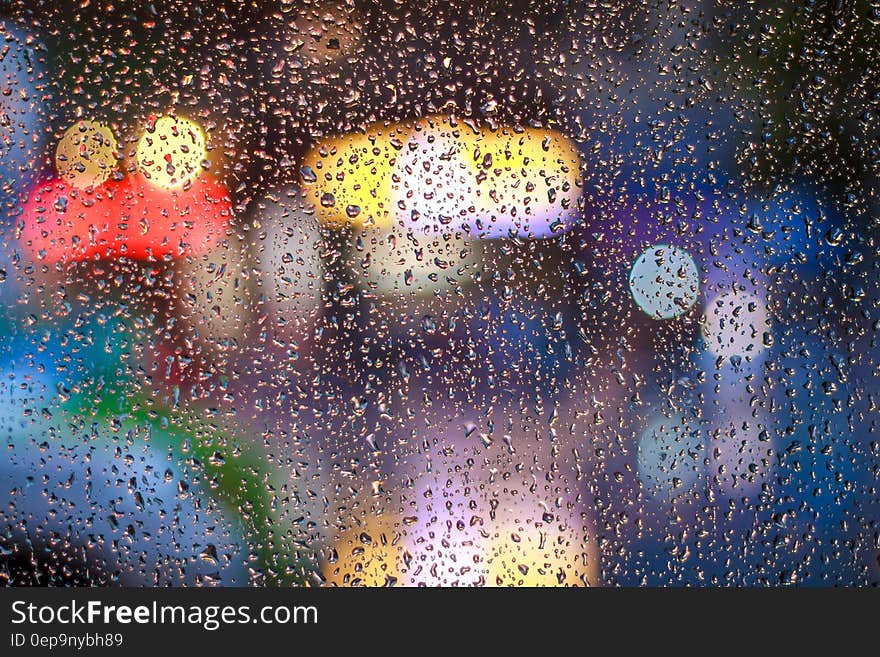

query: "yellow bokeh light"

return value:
[54, 120, 118, 190]
[306, 115, 581, 236]
[322, 504, 599, 587]
[323, 514, 402, 587]
[485, 517, 599, 587]
[136, 115, 207, 190]
[479, 127, 581, 185]
[302, 122, 412, 230]
[469, 126, 582, 237]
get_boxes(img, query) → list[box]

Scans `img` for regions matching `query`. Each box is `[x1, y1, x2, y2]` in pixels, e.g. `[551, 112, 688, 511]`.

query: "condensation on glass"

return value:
[0, 1, 877, 587]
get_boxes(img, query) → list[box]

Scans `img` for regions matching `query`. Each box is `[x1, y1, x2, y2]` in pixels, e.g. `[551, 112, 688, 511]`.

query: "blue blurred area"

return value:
[0, 20, 46, 227]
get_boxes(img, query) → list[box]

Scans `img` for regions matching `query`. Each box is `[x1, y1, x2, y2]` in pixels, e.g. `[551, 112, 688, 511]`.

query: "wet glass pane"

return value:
[1, 1, 878, 588]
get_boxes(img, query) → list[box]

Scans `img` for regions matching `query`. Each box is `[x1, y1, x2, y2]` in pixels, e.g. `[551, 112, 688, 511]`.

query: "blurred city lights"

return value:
[54, 120, 118, 190]
[466, 125, 582, 239]
[136, 115, 208, 190]
[701, 291, 771, 360]
[391, 117, 482, 233]
[20, 173, 231, 262]
[628, 244, 700, 320]
[305, 116, 582, 238]
[323, 514, 401, 587]
[482, 515, 598, 587]
[303, 121, 410, 229]
[0, 2, 874, 589]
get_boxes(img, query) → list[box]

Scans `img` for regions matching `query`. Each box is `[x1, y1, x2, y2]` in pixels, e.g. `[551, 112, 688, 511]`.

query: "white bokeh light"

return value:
[629, 244, 700, 320]
[701, 291, 771, 359]
[391, 122, 477, 233]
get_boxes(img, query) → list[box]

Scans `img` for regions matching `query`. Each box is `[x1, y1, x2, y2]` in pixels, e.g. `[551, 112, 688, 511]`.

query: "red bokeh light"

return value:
[19, 174, 232, 263]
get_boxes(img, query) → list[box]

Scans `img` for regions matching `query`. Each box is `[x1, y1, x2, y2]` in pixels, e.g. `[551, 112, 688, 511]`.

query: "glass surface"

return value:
[1, 1, 878, 587]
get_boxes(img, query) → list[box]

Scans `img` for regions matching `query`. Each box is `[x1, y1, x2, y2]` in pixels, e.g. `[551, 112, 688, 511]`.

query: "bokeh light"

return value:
[391, 116, 482, 233]
[306, 116, 582, 239]
[628, 244, 700, 320]
[54, 120, 118, 190]
[303, 122, 411, 229]
[701, 291, 771, 360]
[323, 514, 401, 587]
[467, 125, 582, 239]
[136, 115, 207, 190]
[19, 173, 231, 262]
[483, 515, 598, 587]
